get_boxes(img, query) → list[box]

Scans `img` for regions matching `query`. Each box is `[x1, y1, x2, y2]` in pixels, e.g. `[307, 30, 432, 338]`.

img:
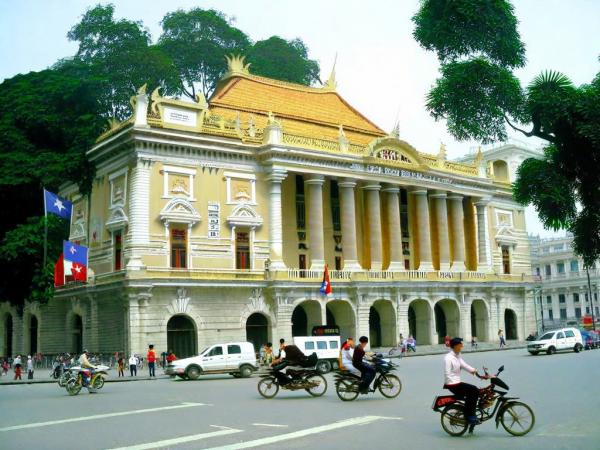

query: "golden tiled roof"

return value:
[209, 74, 386, 142]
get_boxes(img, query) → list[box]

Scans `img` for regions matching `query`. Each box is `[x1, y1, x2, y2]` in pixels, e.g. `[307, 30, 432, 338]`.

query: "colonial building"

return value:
[0, 57, 535, 359]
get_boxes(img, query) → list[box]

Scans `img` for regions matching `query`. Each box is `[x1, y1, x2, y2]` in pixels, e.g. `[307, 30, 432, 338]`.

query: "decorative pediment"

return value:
[105, 207, 129, 231]
[167, 288, 191, 315]
[227, 203, 263, 228]
[366, 136, 426, 169]
[70, 219, 87, 241]
[495, 226, 518, 247]
[160, 198, 201, 226]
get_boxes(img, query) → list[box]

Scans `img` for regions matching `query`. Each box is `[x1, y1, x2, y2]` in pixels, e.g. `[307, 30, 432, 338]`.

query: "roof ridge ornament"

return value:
[438, 142, 447, 161]
[389, 121, 400, 139]
[225, 54, 251, 77]
[323, 54, 337, 91]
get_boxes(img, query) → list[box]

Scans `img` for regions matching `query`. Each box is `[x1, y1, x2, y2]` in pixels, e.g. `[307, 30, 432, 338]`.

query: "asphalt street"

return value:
[1, 348, 599, 450]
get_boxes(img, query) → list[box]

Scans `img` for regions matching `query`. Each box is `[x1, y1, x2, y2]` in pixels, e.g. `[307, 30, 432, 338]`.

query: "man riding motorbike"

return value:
[78, 349, 97, 393]
[443, 337, 483, 425]
[352, 336, 376, 394]
[270, 342, 310, 385]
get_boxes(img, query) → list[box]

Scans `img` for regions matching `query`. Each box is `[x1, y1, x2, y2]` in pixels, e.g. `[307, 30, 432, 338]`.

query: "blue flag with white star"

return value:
[63, 240, 88, 266]
[44, 189, 72, 220]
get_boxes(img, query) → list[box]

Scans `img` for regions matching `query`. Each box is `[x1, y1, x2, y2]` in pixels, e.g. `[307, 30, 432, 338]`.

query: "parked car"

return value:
[581, 330, 600, 350]
[293, 335, 341, 373]
[527, 328, 584, 355]
[165, 342, 258, 380]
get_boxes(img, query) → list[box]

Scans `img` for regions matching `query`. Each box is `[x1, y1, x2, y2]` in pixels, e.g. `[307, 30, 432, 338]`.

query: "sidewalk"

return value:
[0, 368, 171, 386]
[371, 340, 527, 358]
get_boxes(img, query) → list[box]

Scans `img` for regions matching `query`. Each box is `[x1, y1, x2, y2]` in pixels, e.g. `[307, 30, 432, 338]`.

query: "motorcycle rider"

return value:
[271, 342, 309, 385]
[443, 337, 483, 425]
[78, 349, 97, 393]
[352, 336, 376, 394]
[340, 338, 361, 377]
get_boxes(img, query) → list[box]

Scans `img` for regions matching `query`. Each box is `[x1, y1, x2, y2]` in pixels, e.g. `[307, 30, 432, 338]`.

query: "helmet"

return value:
[83, 349, 89, 354]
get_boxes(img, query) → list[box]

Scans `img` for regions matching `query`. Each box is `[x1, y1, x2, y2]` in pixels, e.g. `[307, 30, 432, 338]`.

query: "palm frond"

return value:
[528, 70, 574, 94]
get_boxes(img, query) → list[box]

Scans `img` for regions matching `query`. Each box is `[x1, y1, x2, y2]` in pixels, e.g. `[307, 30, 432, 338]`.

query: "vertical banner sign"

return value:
[208, 202, 220, 238]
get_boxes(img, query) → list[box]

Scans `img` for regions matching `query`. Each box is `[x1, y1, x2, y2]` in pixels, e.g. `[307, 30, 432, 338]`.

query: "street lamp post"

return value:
[586, 266, 596, 331]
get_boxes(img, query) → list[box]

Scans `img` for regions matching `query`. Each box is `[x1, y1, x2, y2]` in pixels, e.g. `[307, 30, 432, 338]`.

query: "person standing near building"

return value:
[117, 355, 124, 377]
[13, 355, 22, 380]
[27, 355, 34, 379]
[147, 345, 156, 378]
[498, 329, 506, 348]
[128, 354, 138, 377]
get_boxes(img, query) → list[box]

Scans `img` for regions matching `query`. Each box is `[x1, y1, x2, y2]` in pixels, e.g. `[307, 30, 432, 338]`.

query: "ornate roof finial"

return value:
[474, 145, 484, 165]
[439, 142, 447, 160]
[224, 54, 251, 77]
[389, 121, 400, 139]
[323, 53, 337, 90]
[338, 124, 346, 139]
[137, 83, 147, 95]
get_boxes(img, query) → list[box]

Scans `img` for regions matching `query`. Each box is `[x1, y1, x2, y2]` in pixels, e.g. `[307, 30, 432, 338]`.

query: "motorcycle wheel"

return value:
[257, 377, 279, 399]
[440, 405, 468, 436]
[58, 372, 70, 388]
[499, 401, 535, 436]
[305, 374, 327, 397]
[92, 375, 105, 390]
[377, 374, 402, 398]
[66, 379, 82, 396]
[335, 379, 359, 401]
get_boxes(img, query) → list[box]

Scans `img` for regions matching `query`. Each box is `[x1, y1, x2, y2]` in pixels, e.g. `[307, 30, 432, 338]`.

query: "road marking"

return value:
[0, 402, 208, 432]
[205, 415, 403, 450]
[106, 427, 243, 450]
[252, 423, 289, 428]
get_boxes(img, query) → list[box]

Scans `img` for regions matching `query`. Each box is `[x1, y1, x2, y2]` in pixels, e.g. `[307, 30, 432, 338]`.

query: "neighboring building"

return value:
[0, 57, 535, 359]
[529, 234, 600, 330]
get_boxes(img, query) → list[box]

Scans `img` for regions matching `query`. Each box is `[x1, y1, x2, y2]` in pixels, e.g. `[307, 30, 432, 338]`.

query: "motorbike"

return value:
[257, 367, 327, 398]
[65, 365, 109, 396]
[334, 354, 402, 401]
[432, 365, 535, 436]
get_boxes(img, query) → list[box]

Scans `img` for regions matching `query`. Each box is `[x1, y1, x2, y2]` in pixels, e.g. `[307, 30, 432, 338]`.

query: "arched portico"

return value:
[2, 313, 13, 357]
[25, 314, 39, 355]
[505, 309, 518, 340]
[325, 300, 356, 341]
[470, 299, 489, 342]
[407, 299, 433, 345]
[434, 299, 460, 344]
[167, 315, 197, 358]
[370, 300, 396, 347]
[291, 300, 322, 336]
[72, 314, 83, 355]
[246, 313, 270, 353]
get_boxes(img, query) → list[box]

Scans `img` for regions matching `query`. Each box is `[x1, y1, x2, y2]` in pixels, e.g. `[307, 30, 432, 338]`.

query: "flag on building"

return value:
[54, 253, 64, 287]
[320, 264, 332, 296]
[63, 241, 88, 283]
[44, 189, 72, 220]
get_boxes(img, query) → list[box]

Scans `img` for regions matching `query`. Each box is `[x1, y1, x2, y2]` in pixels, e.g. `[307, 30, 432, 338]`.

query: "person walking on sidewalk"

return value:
[13, 355, 22, 380]
[27, 355, 34, 379]
[117, 355, 125, 377]
[147, 345, 156, 378]
[498, 329, 507, 348]
[128, 354, 138, 377]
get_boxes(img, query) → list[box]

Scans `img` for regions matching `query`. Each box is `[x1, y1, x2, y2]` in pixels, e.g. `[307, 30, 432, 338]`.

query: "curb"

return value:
[0, 376, 170, 387]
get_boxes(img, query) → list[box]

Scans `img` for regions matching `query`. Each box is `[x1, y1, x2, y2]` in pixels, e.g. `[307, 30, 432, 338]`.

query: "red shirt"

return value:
[147, 350, 156, 363]
[166, 354, 176, 363]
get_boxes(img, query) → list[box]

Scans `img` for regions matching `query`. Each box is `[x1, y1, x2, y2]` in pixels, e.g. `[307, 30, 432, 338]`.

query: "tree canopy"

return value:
[413, 0, 600, 267]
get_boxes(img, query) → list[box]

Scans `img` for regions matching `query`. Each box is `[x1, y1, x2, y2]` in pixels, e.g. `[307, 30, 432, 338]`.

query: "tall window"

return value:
[548, 309, 553, 320]
[236, 231, 250, 269]
[501, 246, 510, 274]
[170, 227, 187, 268]
[299, 254, 306, 278]
[570, 260, 579, 272]
[545, 265, 551, 276]
[114, 230, 122, 271]
[559, 294, 566, 304]
[330, 180, 341, 232]
[574, 293, 580, 303]
[295, 175, 305, 229]
[557, 262, 565, 274]
[335, 256, 342, 271]
[575, 308, 582, 318]
[546, 295, 552, 304]
[560, 309, 567, 319]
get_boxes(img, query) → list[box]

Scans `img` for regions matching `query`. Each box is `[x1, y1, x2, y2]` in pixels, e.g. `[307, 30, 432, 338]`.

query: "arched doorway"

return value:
[470, 300, 489, 342]
[369, 307, 381, 347]
[291, 301, 321, 336]
[246, 313, 269, 353]
[435, 300, 460, 344]
[29, 316, 38, 355]
[72, 315, 83, 355]
[3, 314, 13, 357]
[167, 315, 197, 358]
[326, 301, 356, 341]
[407, 300, 433, 345]
[505, 309, 518, 340]
[371, 300, 396, 346]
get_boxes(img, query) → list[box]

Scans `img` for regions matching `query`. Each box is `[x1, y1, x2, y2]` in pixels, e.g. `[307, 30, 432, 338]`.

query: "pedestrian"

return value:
[263, 343, 273, 366]
[128, 354, 137, 377]
[406, 335, 417, 352]
[27, 355, 34, 379]
[444, 335, 451, 347]
[471, 336, 478, 348]
[13, 355, 22, 380]
[166, 350, 177, 365]
[277, 338, 285, 358]
[498, 329, 506, 348]
[147, 344, 156, 378]
[117, 355, 124, 377]
[1, 359, 9, 376]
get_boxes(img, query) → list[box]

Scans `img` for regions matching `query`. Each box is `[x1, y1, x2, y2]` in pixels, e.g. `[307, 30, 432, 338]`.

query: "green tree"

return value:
[412, 0, 600, 267]
[246, 36, 321, 86]
[158, 8, 251, 100]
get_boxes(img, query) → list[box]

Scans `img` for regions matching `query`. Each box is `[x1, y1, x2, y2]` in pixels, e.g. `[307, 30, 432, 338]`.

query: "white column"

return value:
[339, 179, 361, 270]
[475, 199, 492, 272]
[306, 175, 325, 270]
[267, 169, 288, 270]
[127, 158, 151, 270]
[413, 189, 434, 271]
[431, 190, 451, 271]
[383, 184, 403, 271]
[448, 194, 466, 272]
[363, 183, 383, 270]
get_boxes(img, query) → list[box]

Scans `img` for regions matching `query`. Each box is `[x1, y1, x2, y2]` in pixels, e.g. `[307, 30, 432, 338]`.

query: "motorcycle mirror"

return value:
[497, 365, 505, 373]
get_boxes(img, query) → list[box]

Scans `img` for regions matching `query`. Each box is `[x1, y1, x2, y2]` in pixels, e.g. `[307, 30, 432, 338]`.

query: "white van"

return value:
[293, 336, 341, 373]
[165, 342, 258, 380]
[527, 328, 584, 355]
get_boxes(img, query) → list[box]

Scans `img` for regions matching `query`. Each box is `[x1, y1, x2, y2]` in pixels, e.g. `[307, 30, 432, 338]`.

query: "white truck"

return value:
[293, 335, 341, 373]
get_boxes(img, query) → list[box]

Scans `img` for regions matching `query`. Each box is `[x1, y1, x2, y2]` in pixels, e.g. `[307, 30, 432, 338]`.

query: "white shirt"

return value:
[444, 351, 475, 385]
[341, 347, 360, 375]
[129, 356, 138, 365]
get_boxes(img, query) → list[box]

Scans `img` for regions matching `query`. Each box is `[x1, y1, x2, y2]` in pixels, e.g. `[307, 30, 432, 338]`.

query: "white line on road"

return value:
[205, 415, 403, 450]
[252, 423, 289, 428]
[106, 427, 243, 450]
[0, 402, 209, 432]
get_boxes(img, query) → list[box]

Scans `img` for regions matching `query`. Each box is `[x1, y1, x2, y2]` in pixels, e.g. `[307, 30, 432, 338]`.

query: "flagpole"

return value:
[43, 188, 48, 272]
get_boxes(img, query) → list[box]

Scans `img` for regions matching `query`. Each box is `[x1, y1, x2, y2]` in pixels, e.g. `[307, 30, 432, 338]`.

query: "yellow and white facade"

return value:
[0, 57, 536, 358]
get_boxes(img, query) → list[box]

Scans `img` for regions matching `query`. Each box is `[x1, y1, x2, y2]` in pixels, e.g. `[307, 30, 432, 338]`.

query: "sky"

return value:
[1, 0, 598, 237]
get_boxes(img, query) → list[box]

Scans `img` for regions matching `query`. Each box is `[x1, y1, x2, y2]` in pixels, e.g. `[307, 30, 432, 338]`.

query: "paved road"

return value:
[1, 348, 598, 450]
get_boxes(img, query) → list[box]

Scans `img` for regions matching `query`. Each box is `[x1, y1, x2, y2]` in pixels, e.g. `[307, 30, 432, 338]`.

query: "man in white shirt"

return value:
[340, 338, 360, 376]
[443, 337, 482, 425]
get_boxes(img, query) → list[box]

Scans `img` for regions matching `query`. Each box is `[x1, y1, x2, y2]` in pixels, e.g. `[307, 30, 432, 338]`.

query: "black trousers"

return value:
[130, 364, 137, 376]
[446, 382, 479, 418]
[358, 365, 376, 391]
[148, 362, 155, 377]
